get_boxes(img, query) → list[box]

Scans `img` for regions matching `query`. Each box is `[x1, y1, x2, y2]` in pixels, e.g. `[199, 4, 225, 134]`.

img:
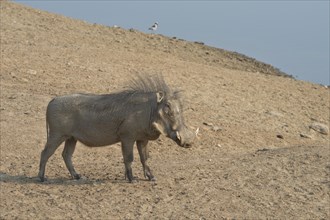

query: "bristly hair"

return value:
[83, 74, 184, 114]
[128, 74, 171, 95]
[125, 74, 184, 107]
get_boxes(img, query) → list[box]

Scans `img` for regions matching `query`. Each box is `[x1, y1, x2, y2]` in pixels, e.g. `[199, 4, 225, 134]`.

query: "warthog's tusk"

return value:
[195, 127, 200, 136]
[176, 131, 181, 141]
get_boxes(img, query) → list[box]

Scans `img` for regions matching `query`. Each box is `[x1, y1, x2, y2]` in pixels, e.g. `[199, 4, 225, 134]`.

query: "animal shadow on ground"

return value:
[0, 172, 151, 185]
[0, 172, 108, 185]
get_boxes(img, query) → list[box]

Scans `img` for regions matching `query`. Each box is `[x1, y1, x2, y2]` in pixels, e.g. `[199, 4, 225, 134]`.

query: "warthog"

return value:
[38, 75, 197, 182]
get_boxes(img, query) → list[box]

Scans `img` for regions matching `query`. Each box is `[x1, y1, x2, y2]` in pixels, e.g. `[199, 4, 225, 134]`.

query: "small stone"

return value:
[300, 133, 312, 139]
[203, 122, 213, 126]
[256, 148, 269, 152]
[265, 110, 283, 117]
[10, 72, 17, 78]
[217, 144, 222, 148]
[276, 134, 284, 139]
[212, 126, 222, 132]
[27, 69, 37, 75]
[194, 41, 204, 45]
[309, 122, 329, 135]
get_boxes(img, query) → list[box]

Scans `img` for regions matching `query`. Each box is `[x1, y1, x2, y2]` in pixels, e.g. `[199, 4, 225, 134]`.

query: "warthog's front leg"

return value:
[62, 137, 80, 180]
[137, 140, 155, 181]
[121, 139, 135, 183]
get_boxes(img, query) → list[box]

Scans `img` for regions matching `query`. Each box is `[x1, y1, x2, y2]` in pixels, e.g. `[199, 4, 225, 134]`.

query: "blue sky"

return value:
[16, 1, 329, 85]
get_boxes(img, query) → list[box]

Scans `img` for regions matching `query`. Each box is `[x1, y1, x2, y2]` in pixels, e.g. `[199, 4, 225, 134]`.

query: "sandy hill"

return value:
[1, 1, 329, 219]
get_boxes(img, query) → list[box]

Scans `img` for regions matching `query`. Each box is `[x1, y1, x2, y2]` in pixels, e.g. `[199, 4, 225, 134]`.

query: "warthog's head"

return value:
[129, 74, 197, 147]
[152, 91, 198, 148]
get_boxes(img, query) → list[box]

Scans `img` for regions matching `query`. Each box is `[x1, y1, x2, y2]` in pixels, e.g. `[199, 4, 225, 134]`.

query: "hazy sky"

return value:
[16, 1, 329, 85]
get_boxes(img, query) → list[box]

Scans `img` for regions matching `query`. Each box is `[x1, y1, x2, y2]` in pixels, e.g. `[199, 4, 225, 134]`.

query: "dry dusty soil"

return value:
[0, 1, 329, 219]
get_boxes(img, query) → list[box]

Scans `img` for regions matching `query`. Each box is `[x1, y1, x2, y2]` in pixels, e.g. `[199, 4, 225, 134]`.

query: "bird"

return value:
[148, 22, 158, 31]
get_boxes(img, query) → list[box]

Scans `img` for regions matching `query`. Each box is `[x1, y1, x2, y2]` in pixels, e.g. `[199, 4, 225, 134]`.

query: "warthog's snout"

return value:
[169, 127, 198, 148]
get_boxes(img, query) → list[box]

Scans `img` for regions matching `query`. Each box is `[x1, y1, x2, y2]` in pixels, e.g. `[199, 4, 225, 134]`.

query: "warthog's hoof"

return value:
[129, 178, 138, 183]
[39, 176, 47, 182]
[73, 174, 81, 180]
[146, 175, 156, 181]
[149, 176, 157, 181]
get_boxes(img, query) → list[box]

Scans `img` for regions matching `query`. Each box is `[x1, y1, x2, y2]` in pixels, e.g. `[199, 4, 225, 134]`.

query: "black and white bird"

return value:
[148, 22, 158, 31]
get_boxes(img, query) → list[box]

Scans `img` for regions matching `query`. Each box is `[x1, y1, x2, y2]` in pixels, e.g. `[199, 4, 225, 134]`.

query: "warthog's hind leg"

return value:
[137, 140, 156, 181]
[38, 135, 66, 182]
[62, 137, 80, 180]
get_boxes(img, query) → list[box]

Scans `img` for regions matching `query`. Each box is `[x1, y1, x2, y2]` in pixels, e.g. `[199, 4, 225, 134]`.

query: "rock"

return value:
[10, 72, 17, 78]
[212, 126, 222, 132]
[276, 134, 284, 139]
[265, 110, 283, 117]
[203, 122, 213, 126]
[256, 148, 270, 152]
[300, 133, 312, 139]
[203, 122, 221, 131]
[309, 122, 329, 135]
[194, 41, 204, 45]
[27, 69, 37, 75]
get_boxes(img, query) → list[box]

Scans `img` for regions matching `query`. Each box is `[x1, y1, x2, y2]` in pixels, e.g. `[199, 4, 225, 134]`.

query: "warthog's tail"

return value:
[46, 118, 49, 140]
[45, 98, 55, 141]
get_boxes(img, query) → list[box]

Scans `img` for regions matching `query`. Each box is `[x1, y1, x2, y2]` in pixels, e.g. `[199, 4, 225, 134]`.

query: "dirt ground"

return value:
[1, 1, 329, 219]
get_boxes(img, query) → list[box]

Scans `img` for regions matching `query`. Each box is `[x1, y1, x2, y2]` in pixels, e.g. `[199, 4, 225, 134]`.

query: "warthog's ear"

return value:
[156, 92, 164, 103]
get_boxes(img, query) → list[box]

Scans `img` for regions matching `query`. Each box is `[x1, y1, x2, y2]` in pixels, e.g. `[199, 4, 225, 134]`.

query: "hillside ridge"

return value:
[1, 1, 291, 79]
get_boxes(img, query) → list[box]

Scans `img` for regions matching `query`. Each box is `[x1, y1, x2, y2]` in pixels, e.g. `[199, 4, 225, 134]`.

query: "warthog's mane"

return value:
[80, 75, 183, 114]
[125, 74, 182, 102]
[127, 74, 170, 94]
